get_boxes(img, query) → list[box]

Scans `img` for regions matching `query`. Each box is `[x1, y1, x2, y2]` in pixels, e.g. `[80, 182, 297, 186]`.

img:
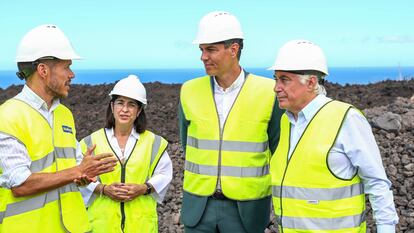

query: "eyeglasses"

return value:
[113, 99, 139, 110]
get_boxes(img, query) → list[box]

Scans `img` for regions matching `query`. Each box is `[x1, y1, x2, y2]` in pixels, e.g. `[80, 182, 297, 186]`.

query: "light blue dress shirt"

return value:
[285, 94, 398, 233]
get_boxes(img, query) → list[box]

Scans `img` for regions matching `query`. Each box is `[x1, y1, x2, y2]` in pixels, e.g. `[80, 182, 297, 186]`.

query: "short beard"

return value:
[46, 75, 67, 99]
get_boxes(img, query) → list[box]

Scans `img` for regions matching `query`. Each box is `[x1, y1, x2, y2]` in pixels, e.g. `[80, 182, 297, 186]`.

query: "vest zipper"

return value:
[278, 123, 291, 233]
[211, 74, 248, 193]
[120, 140, 137, 232]
[103, 130, 138, 232]
[212, 78, 223, 192]
[52, 111, 70, 233]
[120, 163, 126, 231]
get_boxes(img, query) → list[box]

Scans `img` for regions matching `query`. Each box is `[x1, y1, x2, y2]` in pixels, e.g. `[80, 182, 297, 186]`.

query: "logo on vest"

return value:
[307, 200, 319, 204]
[62, 125, 73, 134]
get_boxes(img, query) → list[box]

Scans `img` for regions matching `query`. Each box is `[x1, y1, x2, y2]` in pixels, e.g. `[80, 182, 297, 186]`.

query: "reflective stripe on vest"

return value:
[0, 183, 78, 224]
[185, 160, 269, 177]
[81, 129, 167, 233]
[270, 100, 366, 232]
[276, 211, 366, 231]
[30, 147, 76, 172]
[272, 183, 364, 200]
[181, 74, 275, 200]
[150, 135, 162, 165]
[187, 136, 268, 152]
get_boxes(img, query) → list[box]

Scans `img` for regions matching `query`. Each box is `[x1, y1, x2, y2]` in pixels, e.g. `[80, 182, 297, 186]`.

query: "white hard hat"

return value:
[268, 40, 328, 76]
[193, 11, 244, 44]
[109, 75, 147, 105]
[16, 24, 81, 62]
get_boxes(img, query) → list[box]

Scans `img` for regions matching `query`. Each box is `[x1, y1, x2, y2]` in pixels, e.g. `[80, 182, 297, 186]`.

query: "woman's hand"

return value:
[121, 183, 148, 202]
[103, 183, 149, 202]
[103, 182, 130, 202]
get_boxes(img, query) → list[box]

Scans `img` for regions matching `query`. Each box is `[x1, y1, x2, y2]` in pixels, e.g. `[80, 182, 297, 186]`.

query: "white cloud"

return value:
[377, 35, 414, 43]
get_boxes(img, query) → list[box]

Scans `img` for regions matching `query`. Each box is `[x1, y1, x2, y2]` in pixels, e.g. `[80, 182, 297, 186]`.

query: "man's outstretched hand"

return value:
[74, 144, 117, 186]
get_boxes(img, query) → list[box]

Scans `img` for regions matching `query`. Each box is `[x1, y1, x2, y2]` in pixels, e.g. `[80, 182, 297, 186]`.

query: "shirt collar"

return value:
[21, 84, 60, 112]
[107, 127, 140, 140]
[213, 69, 245, 92]
[286, 94, 331, 124]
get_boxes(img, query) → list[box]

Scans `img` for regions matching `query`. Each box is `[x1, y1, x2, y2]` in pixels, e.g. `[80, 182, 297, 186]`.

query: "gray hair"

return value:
[297, 74, 327, 95]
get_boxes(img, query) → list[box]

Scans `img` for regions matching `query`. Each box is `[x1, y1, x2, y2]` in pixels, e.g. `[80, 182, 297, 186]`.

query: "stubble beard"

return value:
[46, 76, 68, 99]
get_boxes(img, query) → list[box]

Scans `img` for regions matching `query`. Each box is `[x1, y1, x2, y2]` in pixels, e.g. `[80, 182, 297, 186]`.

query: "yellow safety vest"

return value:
[80, 129, 168, 233]
[270, 100, 366, 233]
[180, 74, 276, 200]
[0, 99, 91, 233]
[0, 168, 3, 232]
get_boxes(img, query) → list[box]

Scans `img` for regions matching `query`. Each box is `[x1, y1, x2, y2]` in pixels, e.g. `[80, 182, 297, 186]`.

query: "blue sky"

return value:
[0, 1, 413, 70]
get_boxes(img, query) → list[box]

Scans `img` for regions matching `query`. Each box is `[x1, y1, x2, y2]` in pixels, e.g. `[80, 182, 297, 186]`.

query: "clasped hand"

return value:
[104, 182, 148, 202]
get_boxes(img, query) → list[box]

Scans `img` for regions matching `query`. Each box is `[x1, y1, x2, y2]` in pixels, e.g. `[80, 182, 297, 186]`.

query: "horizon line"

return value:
[1, 65, 414, 72]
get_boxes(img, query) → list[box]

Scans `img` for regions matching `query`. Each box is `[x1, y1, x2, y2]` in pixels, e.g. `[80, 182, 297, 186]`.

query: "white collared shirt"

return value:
[0, 85, 83, 188]
[213, 69, 245, 129]
[80, 128, 172, 205]
[285, 94, 398, 232]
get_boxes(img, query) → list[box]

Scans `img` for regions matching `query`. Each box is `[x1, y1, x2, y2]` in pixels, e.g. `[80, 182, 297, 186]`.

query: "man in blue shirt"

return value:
[268, 40, 398, 233]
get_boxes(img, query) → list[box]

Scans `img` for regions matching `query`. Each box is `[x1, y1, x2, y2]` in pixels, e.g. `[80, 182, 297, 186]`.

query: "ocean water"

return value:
[1, 67, 413, 89]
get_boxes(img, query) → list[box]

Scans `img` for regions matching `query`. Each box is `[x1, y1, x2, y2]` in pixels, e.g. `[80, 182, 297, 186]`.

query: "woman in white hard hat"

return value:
[80, 75, 173, 233]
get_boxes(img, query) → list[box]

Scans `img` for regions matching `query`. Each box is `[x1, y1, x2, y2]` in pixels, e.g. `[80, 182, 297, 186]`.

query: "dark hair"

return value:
[16, 57, 60, 80]
[223, 39, 243, 60]
[16, 62, 36, 80]
[105, 95, 147, 133]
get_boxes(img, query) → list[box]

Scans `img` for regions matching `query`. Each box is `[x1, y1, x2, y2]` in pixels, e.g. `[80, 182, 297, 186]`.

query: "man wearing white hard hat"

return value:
[79, 75, 172, 232]
[0, 24, 117, 233]
[179, 11, 283, 233]
[268, 40, 399, 233]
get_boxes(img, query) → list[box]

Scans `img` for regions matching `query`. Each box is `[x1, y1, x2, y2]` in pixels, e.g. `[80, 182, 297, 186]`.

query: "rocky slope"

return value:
[1, 79, 413, 232]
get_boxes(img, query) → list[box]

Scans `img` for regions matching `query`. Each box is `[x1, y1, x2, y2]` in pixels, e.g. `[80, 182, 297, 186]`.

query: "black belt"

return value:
[210, 190, 228, 200]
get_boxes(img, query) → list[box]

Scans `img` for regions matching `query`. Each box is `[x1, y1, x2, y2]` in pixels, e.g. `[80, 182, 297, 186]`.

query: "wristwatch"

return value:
[144, 182, 152, 195]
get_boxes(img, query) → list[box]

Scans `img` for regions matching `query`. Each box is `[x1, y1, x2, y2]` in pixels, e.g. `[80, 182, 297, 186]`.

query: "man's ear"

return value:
[230, 43, 240, 58]
[36, 63, 49, 79]
[307, 75, 318, 91]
